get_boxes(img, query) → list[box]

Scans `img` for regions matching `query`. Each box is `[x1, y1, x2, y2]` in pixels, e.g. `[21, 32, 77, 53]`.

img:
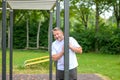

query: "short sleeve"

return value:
[52, 43, 57, 55]
[69, 37, 81, 47]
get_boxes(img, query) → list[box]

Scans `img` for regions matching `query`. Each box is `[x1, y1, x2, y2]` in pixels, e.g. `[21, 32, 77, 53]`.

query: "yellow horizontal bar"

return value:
[24, 56, 49, 63]
[25, 59, 49, 66]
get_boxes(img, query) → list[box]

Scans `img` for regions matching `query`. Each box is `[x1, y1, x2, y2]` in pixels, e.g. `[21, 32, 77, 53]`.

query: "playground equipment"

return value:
[24, 56, 49, 67]
[2, 0, 69, 80]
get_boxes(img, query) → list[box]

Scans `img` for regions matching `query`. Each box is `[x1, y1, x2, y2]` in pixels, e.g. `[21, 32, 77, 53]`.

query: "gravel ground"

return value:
[0, 74, 108, 80]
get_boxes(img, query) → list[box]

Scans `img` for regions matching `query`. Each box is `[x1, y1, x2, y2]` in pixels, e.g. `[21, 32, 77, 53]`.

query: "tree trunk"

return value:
[119, 20, 120, 29]
[95, 2, 100, 52]
[7, 20, 10, 49]
[80, 13, 88, 30]
[118, 0, 120, 28]
[36, 21, 41, 49]
[113, 0, 120, 29]
[84, 21, 88, 30]
[117, 19, 120, 29]
[0, 21, 2, 48]
[95, 5, 99, 32]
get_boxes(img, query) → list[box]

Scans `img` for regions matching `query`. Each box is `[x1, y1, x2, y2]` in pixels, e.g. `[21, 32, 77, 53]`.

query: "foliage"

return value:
[70, 0, 92, 29]
[70, 27, 95, 52]
[94, 22, 120, 54]
[107, 28, 120, 54]
[0, 1, 119, 54]
[39, 19, 49, 47]
[13, 23, 26, 49]
[70, 20, 120, 54]
[12, 10, 49, 49]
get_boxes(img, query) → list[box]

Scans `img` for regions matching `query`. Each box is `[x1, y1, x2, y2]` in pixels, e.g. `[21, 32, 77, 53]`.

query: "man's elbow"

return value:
[78, 48, 82, 54]
[79, 50, 82, 54]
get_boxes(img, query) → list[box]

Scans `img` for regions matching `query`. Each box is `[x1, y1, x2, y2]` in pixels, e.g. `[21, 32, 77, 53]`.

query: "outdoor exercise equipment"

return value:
[24, 56, 49, 67]
[2, 0, 69, 80]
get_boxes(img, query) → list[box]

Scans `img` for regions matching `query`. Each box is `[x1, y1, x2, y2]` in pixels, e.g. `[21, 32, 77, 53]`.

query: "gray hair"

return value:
[52, 27, 62, 32]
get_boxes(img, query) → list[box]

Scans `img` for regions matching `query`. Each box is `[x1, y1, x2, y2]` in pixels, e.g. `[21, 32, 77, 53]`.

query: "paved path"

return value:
[0, 74, 109, 80]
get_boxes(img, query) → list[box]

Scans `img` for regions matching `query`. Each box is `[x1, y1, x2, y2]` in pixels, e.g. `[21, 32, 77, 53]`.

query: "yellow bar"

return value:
[25, 59, 49, 66]
[24, 56, 49, 63]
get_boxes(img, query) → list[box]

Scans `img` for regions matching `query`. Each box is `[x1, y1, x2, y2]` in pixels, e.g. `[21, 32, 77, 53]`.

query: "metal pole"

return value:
[2, 0, 7, 80]
[56, 0, 60, 27]
[49, 10, 53, 80]
[56, 0, 60, 79]
[64, 0, 69, 80]
[9, 9, 13, 80]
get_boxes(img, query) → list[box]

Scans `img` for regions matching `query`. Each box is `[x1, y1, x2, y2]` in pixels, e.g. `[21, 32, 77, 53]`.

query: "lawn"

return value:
[0, 49, 120, 80]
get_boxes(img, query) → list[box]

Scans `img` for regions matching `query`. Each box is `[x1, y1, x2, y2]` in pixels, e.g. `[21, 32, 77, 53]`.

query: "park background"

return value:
[0, 0, 120, 80]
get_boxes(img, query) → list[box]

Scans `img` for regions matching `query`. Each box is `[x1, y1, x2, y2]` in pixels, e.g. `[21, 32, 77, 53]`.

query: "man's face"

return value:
[53, 30, 63, 41]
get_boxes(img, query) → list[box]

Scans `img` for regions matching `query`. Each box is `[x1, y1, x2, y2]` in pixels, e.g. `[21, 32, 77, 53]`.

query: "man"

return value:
[52, 27, 82, 80]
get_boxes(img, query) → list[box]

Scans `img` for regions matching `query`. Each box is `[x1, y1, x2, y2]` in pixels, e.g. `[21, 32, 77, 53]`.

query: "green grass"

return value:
[77, 53, 120, 80]
[0, 49, 50, 74]
[0, 49, 120, 80]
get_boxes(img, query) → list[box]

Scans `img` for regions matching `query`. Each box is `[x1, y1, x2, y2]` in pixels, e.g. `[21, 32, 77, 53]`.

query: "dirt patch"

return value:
[95, 73, 111, 80]
[0, 73, 110, 80]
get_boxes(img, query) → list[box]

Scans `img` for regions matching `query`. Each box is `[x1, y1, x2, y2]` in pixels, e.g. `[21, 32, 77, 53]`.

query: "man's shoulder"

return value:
[52, 40, 58, 45]
[69, 36, 75, 40]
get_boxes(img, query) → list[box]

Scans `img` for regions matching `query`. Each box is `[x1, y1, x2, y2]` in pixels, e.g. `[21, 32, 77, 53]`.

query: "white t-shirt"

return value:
[52, 37, 81, 70]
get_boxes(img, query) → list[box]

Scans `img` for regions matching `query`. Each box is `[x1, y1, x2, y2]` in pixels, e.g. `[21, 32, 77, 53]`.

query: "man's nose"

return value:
[56, 35, 58, 37]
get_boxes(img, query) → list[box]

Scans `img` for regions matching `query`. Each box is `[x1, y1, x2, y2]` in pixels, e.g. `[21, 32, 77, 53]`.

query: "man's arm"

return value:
[52, 50, 64, 61]
[69, 44, 82, 54]
[52, 47, 64, 61]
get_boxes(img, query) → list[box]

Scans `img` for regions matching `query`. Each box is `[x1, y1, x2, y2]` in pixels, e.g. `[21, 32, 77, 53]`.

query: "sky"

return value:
[100, 10, 113, 19]
[91, 5, 113, 19]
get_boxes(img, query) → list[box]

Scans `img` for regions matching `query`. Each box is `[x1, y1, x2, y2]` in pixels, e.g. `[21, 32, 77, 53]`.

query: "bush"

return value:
[71, 28, 95, 52]
[70, 24, 120, 54]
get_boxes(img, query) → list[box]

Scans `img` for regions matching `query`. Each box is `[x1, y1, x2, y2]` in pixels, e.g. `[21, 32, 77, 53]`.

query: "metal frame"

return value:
[55, 0, 60, 79]
[9, 9, 13, 80]
[2, 0, 7, 80]
[64, 0, 69, 80]
[7, 0, 56, 10]
[56, 0, 60, 27]
[49, 10, 53, 80]
[2, 0, 70, 80]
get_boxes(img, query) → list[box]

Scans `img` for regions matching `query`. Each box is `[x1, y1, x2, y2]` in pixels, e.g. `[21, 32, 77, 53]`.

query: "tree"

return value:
[25, 10, 45, 49]
[70, 0, 92, 30]
[12, 10, 49, 49]
[113, 0, 120, 28]
[105, 0, 120, 28]
[93, 0, 111, 51]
